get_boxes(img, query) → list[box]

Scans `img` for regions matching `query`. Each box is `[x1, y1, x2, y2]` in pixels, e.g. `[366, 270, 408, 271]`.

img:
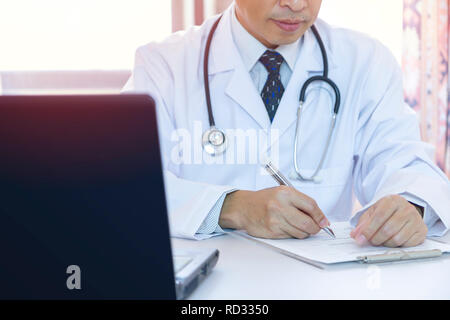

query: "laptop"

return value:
[0, 94, 218, 300]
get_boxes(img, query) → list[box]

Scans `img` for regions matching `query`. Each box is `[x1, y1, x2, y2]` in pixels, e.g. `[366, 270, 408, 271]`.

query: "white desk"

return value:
[172, 232, 450, 300]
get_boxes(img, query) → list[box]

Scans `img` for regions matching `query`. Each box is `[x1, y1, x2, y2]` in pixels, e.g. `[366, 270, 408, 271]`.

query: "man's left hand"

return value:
[350, 195, 428, 247]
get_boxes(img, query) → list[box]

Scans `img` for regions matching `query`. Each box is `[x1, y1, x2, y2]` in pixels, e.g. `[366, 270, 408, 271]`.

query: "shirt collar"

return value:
[230, 4, 301, 72]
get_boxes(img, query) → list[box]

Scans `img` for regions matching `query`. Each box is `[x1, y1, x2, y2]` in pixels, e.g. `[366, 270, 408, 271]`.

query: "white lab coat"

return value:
[123, 5, 450, 239]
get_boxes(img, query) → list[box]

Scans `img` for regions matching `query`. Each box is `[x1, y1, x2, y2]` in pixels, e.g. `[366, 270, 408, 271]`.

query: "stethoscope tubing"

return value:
[203, 16, 223, 128]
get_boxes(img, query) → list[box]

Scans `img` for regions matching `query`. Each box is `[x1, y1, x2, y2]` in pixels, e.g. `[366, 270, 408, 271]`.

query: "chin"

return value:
[273, 30, 307, 45]
[272, 34, 303, 46]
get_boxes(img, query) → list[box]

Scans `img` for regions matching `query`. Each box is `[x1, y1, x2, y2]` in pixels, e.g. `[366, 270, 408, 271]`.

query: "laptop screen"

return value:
[0, 95, 176, 299]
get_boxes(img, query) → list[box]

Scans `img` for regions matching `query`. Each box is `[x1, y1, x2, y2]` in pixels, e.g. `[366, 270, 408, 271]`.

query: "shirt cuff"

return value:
[196, 189, 238, 236]
[399, 192, 446, 237]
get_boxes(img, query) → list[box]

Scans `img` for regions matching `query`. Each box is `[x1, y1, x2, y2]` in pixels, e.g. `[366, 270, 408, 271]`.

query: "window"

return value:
[319, 0, 403, 64]
[0, 0, 403, 95]
[0, 0, 172, 71]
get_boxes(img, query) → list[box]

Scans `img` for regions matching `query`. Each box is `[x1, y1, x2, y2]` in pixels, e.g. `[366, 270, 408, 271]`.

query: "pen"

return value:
[264, 162, 336, 239]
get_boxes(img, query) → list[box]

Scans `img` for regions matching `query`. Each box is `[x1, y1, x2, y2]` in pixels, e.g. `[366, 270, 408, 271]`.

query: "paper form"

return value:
[234, 222, 450, 264]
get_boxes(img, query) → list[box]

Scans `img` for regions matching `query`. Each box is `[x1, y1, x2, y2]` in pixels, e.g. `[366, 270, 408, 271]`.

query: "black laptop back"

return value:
[0, 95, 176, 299]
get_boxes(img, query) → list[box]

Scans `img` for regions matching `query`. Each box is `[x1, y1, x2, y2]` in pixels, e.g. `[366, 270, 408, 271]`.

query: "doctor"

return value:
[123, 0, 450, 247]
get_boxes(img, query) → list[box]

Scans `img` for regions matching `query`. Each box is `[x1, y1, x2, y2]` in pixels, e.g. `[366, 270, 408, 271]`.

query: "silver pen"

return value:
[264, 161, 336, 239]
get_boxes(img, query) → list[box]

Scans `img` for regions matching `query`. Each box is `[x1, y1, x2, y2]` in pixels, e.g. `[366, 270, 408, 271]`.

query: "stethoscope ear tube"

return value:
[293, 104, 337, 182]
[299, 76, 341, 115]
[293, 25, 341, 182]
[295, 74, 340, 181]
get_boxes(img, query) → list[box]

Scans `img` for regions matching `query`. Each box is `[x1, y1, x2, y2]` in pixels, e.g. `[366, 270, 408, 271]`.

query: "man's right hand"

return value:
[218, 186, 330, 239]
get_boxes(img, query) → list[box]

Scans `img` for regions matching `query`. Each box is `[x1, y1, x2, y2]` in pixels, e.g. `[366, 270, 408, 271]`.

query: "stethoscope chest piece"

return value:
[202, 127, 227, 156]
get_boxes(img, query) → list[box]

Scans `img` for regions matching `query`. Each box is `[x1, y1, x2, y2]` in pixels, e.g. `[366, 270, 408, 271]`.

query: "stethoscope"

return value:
[202, 16, 341, 182]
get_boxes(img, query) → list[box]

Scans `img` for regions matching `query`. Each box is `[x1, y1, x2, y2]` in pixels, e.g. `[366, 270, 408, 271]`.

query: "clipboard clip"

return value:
[357, 249, 442, 264]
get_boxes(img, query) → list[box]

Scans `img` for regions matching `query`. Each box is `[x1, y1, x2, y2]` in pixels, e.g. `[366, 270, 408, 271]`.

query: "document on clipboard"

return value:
[233, 222, 450, 268]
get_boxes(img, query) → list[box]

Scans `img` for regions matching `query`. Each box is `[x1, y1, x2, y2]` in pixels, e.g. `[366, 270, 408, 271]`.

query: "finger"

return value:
[351, 207, 374, 238]
[357, 206, 375, 227]
[402, 229, 427, 247]
[369, 209, 409, 246]
[358, 199, 400, 242]
[383, 220, 417, 248]
[289, 191, 329, 228]
[283, 208, 321, 235]
[355, 215, 368, 230]
[253, 226, 291, 239]
[280, 222, 310, 240]
[350, 217, 370, 243]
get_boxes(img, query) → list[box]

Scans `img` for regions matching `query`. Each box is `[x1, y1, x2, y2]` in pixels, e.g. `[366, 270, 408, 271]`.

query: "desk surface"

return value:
[172, 232, 450, 300]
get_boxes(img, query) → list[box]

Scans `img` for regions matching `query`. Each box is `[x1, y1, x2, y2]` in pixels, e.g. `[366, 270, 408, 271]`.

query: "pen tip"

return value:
[325, 227, 336, 238]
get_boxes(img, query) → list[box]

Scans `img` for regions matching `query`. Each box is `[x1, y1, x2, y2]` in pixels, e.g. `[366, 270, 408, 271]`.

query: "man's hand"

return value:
[219, 186, 330, 239]
[350, 195, 428, 247]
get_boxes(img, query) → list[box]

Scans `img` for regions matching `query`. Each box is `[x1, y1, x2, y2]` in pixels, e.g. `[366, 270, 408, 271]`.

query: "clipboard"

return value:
[232, 222, 450, 267]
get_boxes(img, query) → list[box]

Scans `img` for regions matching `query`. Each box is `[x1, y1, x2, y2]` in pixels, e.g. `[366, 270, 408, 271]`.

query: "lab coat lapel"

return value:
[208, 6, 271, 132]
[268, 27, 338, 150]
[224, 64, 271, 132]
